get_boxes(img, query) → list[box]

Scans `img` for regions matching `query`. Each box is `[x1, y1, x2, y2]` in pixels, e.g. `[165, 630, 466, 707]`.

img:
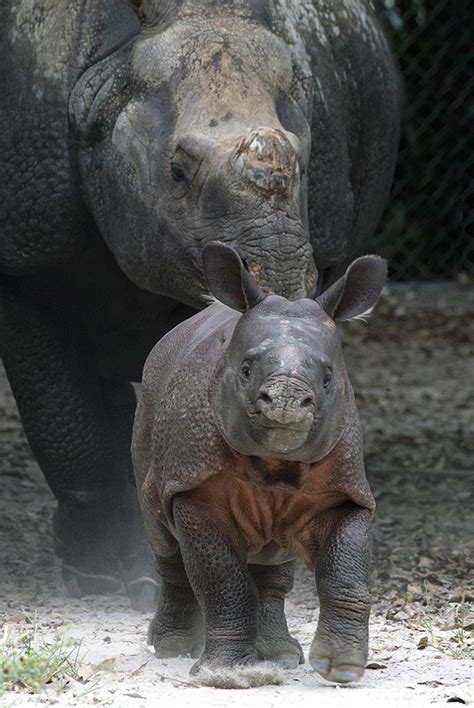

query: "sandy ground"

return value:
[1, 283, 473, 707]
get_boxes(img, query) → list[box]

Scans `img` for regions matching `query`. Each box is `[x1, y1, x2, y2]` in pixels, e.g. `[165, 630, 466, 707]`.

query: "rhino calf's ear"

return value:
[317, 255, 387, 321]
[202, 243, 266, 313]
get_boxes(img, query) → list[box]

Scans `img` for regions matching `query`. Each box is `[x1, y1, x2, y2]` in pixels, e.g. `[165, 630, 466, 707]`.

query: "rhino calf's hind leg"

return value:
[310, 503, 372, 684]
[148, 552, 203, 658]
[249, 562, 304, 668]
[173, 494, 259, 673]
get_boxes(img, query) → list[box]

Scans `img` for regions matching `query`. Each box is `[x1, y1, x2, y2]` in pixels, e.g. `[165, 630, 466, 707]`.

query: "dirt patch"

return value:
[1, 283, 473, 706]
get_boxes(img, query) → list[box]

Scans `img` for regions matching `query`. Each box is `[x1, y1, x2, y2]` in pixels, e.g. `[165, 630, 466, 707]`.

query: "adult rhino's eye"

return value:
[241, 362, 251, 379]
[169, 146, 201, 197]
[323, 371, 332, 388]
[170, 162, 188, 184]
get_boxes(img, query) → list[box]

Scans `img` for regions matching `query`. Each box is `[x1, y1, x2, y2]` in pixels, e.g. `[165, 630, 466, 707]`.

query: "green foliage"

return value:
[0, 620, 82, 695]
[418, 602, 474, 660]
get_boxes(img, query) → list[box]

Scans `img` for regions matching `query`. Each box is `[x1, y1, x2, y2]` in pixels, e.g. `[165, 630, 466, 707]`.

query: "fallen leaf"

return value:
[131, 661, 149, 677]
[7, 612, 24, 623]
[366, 662, 387, 670]
[447, 690, 474, 705]
[417, 636, 429, 649]
[124, 692, 146, 699]
[77, 658, 116, 683]
[95, 658, 116, 673]
[449, 588, 474, 603]
[156, 673, 197, 688]
[77, 665, 98, 683]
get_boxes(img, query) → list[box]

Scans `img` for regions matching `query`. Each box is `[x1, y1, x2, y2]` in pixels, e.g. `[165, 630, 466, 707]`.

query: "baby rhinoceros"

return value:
[132, 243, 386, 685]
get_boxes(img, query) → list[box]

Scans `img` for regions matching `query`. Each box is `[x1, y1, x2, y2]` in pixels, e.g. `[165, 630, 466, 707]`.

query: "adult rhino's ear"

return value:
[317, 256, 387, 321]
[202, 243, 267, 313]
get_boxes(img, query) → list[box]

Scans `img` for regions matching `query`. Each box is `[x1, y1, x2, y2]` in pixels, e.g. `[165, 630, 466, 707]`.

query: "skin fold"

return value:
[133, 243, 386, 682]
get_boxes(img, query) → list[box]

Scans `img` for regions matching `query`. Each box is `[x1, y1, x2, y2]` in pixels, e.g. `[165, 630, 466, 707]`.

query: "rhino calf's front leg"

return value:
[310, 503, 372, 684]
[173, 494, 258, 673]
[249, 562, 303, 668]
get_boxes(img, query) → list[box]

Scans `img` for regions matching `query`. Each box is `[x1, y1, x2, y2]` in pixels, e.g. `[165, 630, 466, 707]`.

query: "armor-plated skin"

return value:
[0, 0, 399, 603]
[133, 244, 387, 683]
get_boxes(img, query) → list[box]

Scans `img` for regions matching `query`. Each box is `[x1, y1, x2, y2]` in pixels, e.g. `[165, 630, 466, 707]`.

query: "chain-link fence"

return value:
[374, 0, 473, 280]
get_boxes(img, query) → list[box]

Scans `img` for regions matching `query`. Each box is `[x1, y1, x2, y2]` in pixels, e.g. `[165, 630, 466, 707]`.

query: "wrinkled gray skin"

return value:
[0, 0, 399, 606]
[133, 243, 387, 683]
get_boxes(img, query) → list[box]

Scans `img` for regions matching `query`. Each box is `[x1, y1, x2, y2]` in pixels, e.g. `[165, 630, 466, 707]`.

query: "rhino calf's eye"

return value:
[323, 372, 332, 388]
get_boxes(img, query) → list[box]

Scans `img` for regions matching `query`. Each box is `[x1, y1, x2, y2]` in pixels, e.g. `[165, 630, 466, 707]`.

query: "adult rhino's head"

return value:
[72, 0, 317, 307]
[203, 243, 387, 467]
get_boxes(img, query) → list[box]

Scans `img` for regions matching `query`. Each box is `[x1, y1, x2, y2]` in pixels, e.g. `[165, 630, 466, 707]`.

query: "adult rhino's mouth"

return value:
[222, 224, 318, 300]
[242, 245, 317, 300]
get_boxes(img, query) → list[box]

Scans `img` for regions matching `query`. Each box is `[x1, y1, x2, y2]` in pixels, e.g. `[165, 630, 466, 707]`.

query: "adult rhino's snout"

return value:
[255, 378, 315, 428]
[231, 127, 298, 197]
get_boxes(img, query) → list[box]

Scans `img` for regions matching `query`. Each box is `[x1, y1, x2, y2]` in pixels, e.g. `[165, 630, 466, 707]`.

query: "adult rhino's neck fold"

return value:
[69, 43, 133, 143]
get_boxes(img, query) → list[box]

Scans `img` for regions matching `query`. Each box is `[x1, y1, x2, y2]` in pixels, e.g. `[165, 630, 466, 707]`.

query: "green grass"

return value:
[418, 601, 474, 660]
[0, 617, 83, 695]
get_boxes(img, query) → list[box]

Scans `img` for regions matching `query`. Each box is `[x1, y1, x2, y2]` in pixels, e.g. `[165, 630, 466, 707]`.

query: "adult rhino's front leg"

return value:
[309, 503, 372, 684]
[173, 494, 259, 674]
[1, 290, 157, 610]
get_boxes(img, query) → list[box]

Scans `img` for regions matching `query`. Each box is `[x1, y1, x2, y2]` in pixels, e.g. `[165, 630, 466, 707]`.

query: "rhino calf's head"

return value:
[203, 243, 386, 465]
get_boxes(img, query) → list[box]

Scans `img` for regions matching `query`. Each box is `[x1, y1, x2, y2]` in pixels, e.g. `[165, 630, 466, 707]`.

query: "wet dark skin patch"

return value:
[209, 111, 235, 127]
[212, 49, 222, 69]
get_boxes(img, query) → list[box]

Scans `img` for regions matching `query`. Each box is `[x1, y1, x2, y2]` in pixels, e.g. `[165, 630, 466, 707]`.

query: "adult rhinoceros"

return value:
[0, 0, 399, 608]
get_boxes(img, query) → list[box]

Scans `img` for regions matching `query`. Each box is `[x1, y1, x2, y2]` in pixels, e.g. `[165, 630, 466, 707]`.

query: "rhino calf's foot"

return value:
[254, 595, 303, 668]
[309, 618, 368, 684]
[250, 563, 303, 668]
[311, 504, 372, 684]
[173, 494, 260, 676]
[148, 582, 203, 658]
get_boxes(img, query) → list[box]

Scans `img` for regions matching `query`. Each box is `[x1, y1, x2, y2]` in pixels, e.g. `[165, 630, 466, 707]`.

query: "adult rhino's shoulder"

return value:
[0, 0, 138, 275]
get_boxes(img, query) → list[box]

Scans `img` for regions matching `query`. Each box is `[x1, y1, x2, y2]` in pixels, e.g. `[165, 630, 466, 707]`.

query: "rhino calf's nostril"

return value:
[301, 396, 313, 408]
